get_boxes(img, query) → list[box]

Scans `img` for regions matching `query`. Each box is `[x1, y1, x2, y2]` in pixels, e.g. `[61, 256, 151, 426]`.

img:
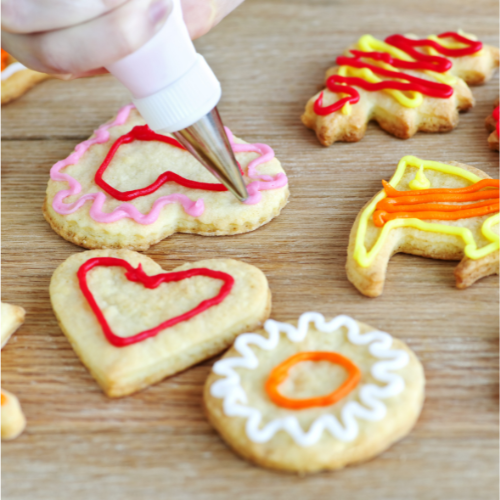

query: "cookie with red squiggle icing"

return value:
[485, 98, 499, 151]
[44, 105, 289, 251]
[1, 49, 51, 105]
[302, 32, 499, 146]
[50, 249, 271, 397]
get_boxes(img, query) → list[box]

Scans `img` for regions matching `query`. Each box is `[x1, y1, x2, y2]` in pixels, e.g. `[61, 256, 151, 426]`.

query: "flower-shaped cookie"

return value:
[205, 312, 424, 472]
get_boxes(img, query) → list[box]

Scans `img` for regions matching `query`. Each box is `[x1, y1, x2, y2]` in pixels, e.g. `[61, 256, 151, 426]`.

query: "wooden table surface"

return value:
[2, 1, 499, 498]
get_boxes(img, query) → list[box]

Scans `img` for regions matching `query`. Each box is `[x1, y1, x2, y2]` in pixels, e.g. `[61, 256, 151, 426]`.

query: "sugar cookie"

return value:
[347, 156, 499, 297]
[1, 389, 26, 440]
[302, 32, 499, 146]
[1, 302, 27, 440]
[44, 105, 289, 250]
[50, 249, 271, 397]
[204, 312, 424, 473]
[1, 302, 25, 347]
[1, 49, 50, 105]
[485, 98, 499, 151]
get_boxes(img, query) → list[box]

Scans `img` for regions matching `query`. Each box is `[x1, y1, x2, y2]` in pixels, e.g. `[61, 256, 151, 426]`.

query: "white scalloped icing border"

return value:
[210, 312, 410, 446]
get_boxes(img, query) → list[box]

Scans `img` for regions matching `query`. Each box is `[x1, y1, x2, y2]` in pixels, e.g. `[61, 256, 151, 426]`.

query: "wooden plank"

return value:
[1, 0, 498, 498]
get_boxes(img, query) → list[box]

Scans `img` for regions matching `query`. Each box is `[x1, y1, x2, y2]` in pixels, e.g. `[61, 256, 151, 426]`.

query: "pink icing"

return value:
[224, 127, 288, 205]
[50, 105, 287, 224]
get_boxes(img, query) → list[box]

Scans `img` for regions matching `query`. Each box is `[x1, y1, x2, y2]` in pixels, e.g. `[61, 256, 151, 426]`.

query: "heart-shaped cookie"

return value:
[50, 249, 271, 397]
[44, 105, 289, 251]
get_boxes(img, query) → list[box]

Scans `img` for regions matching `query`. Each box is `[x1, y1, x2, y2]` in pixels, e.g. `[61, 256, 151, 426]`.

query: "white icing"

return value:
[1, 62, 27, 81]
[210, 312, 409, 446]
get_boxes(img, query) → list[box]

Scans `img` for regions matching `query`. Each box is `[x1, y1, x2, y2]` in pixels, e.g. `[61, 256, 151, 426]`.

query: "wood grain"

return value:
[1, 0, 498, 498]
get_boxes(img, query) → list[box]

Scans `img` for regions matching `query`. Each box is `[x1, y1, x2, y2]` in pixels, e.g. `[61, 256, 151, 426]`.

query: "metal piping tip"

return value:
[173, 107, 249, 202]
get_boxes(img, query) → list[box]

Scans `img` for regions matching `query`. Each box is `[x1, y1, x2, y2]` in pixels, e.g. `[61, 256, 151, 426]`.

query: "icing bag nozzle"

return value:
[173, 107, 249, 202]
[105, 0, 248, 202]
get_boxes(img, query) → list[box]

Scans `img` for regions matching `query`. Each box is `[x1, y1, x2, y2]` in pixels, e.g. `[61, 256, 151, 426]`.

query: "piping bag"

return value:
[106, 0, 248, 202]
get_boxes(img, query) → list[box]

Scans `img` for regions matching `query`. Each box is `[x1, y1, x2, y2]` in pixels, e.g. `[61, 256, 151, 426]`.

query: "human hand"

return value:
[1, 0, 244, 78]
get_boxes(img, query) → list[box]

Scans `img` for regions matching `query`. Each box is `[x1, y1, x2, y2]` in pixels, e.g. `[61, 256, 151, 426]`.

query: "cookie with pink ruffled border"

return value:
[43, 105, 289, 251]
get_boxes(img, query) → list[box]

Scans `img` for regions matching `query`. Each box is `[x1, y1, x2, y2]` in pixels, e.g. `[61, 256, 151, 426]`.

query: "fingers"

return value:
[2, 0, 129, 34]
[1, 0, 172, 76]
[182, 0, 244, 39]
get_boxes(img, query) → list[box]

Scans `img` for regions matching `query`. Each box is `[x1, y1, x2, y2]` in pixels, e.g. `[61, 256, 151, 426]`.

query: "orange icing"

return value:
[1, 49, 9, 71]
[1, 392, 7, 406]
[374, 179, 500, 227]
[265, 351, 361, 410]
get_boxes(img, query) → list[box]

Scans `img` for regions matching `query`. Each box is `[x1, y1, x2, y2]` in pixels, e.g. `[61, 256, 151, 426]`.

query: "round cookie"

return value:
[204, 312, 425, 473]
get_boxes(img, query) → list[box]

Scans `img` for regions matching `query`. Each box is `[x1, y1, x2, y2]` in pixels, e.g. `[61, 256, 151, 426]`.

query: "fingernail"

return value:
[149, 0, 172, 30]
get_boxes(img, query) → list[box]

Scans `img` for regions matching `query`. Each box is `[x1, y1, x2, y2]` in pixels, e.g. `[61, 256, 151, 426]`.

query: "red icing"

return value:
[78, 257, 234, 347]
[94, 125, 243, 201]
[314, 32, 483, 116]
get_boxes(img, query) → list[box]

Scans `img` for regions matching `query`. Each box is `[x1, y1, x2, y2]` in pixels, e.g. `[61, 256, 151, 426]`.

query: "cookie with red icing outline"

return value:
[1, 302, 27, 440]
[1, 49, 51, 105]
[485, 98, 499, 151]
[50, 249, 271, 397]
[302, 32, 499, 146]
[44, 105, 289, 251]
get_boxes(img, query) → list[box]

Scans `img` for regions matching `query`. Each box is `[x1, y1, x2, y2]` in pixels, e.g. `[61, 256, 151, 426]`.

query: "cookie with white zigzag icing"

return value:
[204, 312, 424, 473]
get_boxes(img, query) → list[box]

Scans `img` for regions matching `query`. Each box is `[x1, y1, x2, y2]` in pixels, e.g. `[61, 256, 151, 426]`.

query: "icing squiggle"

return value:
[224, 127, 288, 205]
[50, 105, 287, 224]
[50, 104, 204, 223]
[210, 312, 409, 446]
[314, 32, 482, 116]
[354, 156, 500, 267]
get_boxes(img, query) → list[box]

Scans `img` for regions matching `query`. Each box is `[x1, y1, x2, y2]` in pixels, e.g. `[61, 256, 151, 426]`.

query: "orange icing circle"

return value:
[265, 351, 361, 410]
[1, 392, 7, 406]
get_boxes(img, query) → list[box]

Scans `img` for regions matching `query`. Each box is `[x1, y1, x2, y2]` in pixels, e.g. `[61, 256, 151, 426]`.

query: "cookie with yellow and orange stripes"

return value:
[346, 156, 499, 297]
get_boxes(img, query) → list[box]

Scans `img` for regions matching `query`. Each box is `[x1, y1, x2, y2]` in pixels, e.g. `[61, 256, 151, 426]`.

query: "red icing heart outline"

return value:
[78, 257, 235, 347]
[94, 125, 244, 201]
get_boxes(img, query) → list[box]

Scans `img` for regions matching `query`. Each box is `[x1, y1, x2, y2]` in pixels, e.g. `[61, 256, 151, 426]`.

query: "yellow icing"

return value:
[426, 32, 483, 58]
[409, 165, 431, 190]
[353, 156, 500, 268]
[336, 34, 459, 109]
